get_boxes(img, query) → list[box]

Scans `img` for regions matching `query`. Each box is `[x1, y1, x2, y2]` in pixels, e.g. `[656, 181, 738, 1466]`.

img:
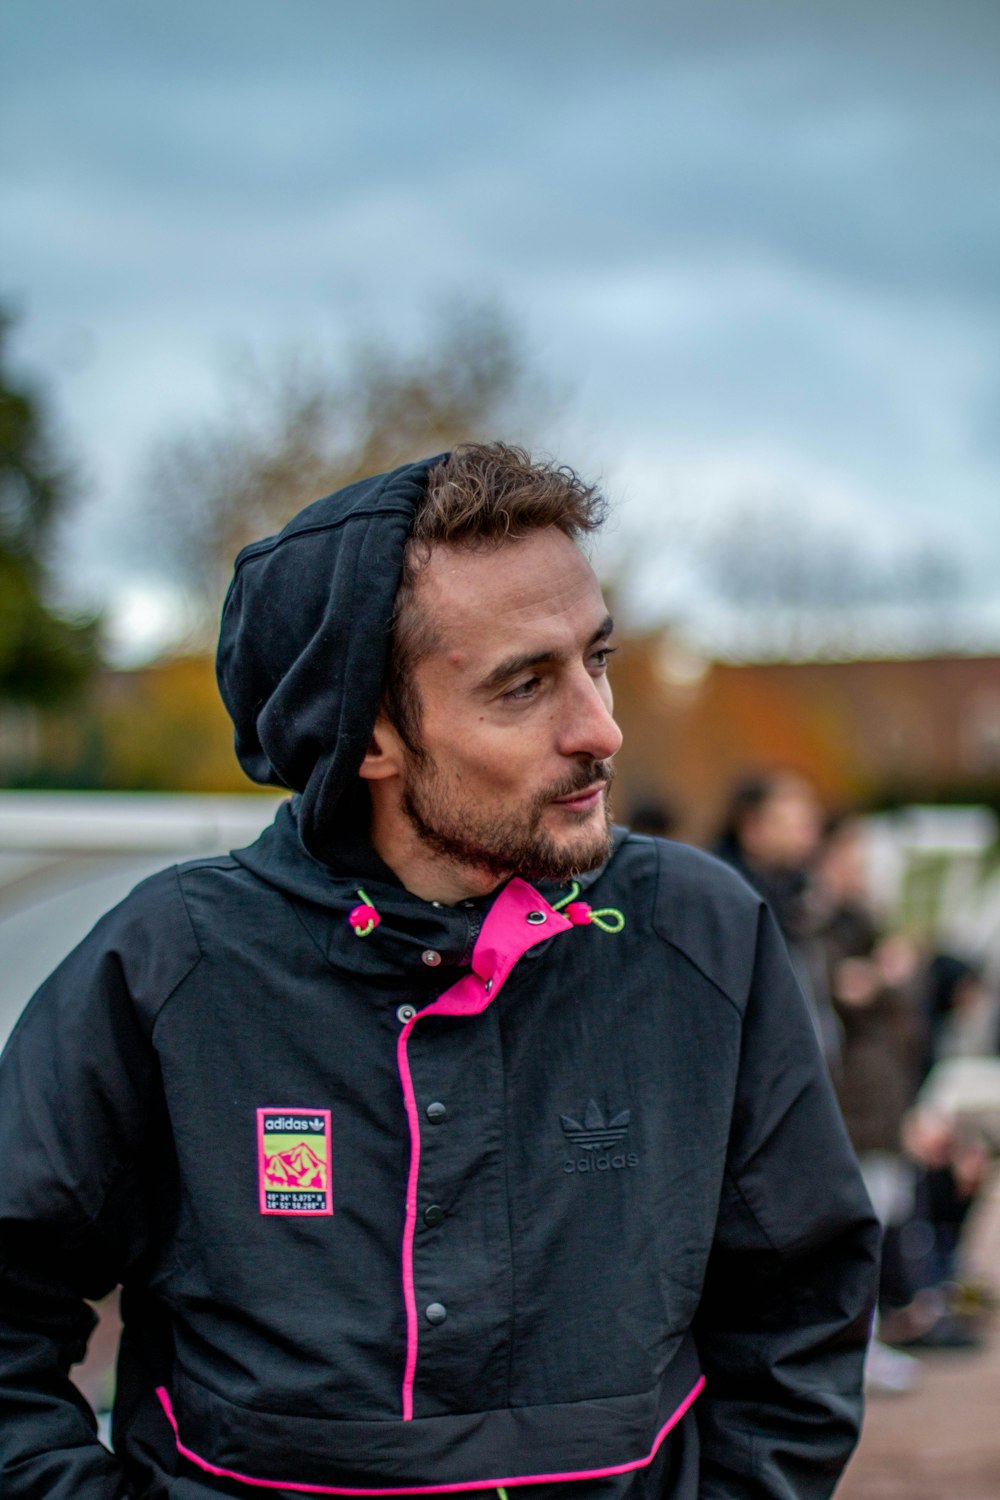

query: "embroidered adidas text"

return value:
[560, 1100, 639, 1174]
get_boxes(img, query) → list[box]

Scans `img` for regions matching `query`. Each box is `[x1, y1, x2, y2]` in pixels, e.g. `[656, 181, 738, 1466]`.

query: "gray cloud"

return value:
[1, 0, 998, 628]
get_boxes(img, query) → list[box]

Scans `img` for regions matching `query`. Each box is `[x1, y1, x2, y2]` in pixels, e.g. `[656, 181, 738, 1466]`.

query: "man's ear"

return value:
[358, 710, 406, 781]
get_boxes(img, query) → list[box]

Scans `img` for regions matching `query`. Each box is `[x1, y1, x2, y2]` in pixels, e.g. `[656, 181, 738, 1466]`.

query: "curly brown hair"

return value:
[383, 443, 607, 753]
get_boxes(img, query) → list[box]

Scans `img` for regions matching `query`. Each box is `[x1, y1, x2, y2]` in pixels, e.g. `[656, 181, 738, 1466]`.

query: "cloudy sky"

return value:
[2, 0, 999, 655]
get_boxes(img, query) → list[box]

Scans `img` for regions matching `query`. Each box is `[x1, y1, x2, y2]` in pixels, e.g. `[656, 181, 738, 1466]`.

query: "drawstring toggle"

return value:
[349, 888, 380, 938]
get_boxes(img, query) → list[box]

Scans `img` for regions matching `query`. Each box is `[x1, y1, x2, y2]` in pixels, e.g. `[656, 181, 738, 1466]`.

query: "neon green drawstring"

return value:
[348, 888, 380, 937]
[552, 882, 625, 933]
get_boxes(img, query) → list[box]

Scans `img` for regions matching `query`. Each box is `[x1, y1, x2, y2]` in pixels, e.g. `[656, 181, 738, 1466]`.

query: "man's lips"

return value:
[551, 782, 606, 813]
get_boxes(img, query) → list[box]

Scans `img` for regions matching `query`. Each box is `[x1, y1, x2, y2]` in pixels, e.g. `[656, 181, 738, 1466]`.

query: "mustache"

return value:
[546, 760, 615, 802]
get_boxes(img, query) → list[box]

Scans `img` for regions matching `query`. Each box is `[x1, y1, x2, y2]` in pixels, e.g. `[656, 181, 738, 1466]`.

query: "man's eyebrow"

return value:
[477, 615, 614, 693]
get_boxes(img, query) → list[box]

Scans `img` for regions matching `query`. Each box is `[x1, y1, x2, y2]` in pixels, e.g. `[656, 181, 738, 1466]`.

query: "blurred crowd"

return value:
[635, 772, 1000, 1397]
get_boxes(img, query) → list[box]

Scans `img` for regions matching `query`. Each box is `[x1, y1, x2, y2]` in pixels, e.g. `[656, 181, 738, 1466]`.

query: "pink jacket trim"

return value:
[155, 1376, 705, 1494]
[397, 880, 572, 1421]
[396, 1018, 422, 1421]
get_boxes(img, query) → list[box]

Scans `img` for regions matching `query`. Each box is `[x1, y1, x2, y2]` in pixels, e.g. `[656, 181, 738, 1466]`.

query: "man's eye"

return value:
[590, 646, 617, 670]
[505, 676, 541, 700]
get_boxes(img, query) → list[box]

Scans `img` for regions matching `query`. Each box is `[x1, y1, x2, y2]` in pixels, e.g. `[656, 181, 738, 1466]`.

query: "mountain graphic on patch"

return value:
[264, 1142, 327, 1190]
[256, 1107, 333, 1216]
[560, 1099, 631, 1152]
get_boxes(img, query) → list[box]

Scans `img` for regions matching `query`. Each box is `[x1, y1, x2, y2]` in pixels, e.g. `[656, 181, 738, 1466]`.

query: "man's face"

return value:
[396, 528, 623, 885]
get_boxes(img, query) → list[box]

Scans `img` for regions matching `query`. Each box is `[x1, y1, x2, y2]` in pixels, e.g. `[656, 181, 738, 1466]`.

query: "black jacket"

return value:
[0, 802, 878, 1498]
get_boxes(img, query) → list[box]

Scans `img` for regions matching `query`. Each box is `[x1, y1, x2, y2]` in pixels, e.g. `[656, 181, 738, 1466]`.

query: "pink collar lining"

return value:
[424, 878, 574, 1015]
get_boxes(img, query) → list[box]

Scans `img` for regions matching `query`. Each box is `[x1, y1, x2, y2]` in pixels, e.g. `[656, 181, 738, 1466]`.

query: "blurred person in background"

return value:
[812, 815, 926, 1391]
[626, 800, 678, 840]
[922, 952, 1000, 1073]
[895, 1106, 991, 1345]
[813, 816, 925, 1214]
[713, 771, 841, 1069]
[885, 953, 1000, 1345]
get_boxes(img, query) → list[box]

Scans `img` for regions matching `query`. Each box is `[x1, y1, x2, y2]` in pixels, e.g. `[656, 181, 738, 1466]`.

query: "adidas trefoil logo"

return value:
[560, 1099, 638, 1175]
[561, 1099, 630, 1151]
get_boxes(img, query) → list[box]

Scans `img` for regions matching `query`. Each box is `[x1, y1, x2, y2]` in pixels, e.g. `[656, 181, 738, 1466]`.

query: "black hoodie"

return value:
[0, 799, 878, 1498]
[0, 460, 878, 1498]
[216, 454, 445, 862]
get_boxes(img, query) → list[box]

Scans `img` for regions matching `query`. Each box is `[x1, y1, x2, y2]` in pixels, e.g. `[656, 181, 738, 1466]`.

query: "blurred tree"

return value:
[6, 655, 255, 792]
[696, 501, 964, 658]
[0, 308, 99, 705]
[142, 299, 554, 636]
[98, 655, 255, 792]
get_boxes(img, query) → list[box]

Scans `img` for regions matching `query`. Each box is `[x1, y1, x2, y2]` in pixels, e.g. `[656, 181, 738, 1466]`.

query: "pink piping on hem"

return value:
[155, 1376, 705, 1495]
[395, 880, 574, 1422]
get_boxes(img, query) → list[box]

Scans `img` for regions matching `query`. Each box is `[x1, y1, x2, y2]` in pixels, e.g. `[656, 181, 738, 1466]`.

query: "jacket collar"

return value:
[230, 798, 620, 979]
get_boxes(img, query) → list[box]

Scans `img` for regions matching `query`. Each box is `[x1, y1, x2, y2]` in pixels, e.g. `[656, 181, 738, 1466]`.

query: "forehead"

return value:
[414, 529, 607, 667]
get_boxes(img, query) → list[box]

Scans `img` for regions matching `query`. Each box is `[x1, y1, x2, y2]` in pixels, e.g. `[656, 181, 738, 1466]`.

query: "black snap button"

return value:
[421, 949, 442, 967]
[526, 910, 548, 925]
[425, 1302, 448, 1325]
[423, 1204, 445, 1228]
[426, 1101, 447, 1124]
[396, 1004, 417, 1024]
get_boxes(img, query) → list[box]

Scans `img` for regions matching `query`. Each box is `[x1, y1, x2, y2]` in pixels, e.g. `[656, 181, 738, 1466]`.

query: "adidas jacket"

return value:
[0, 801, 879, 1498]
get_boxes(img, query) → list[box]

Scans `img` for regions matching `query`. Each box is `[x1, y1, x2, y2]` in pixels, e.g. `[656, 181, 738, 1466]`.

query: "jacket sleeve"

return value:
[0, 871, 199, 1499]
[692, 903, 881, 1500]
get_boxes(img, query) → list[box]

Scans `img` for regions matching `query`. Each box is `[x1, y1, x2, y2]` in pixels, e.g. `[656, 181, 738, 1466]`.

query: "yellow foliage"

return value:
[99, 655, 258, 793]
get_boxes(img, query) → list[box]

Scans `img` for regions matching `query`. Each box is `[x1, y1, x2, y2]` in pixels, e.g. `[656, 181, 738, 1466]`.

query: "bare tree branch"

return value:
[138, 299, 556, 639]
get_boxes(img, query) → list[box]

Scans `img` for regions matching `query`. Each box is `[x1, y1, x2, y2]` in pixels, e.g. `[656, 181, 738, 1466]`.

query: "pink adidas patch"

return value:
[257, 1107, 333, 1216]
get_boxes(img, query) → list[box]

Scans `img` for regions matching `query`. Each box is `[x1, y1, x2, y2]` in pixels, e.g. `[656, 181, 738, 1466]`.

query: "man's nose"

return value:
[559, 676, 623, 763]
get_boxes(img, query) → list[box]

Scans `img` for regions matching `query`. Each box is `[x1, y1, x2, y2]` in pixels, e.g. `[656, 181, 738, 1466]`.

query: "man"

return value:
[0, 445, 878, 1498]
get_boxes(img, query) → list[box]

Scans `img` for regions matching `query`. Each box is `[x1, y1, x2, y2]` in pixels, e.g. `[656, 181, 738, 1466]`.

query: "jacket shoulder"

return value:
[63, 864, 203, 1020]
[102, 861, 203, 949]
[611, 833, 763, 1007]
[2, 864, 204, 1063]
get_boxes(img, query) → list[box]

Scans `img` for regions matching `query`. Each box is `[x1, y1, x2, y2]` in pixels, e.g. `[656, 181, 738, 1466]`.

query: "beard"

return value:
[400, 756, 615, 884]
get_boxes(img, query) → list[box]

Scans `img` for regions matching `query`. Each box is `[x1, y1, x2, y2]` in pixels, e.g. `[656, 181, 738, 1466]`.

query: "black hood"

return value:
[216, 455, 446, 862]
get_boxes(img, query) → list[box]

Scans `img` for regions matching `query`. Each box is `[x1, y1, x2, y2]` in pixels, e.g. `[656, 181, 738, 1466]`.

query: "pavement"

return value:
[839, 1172, 1000, 1500]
